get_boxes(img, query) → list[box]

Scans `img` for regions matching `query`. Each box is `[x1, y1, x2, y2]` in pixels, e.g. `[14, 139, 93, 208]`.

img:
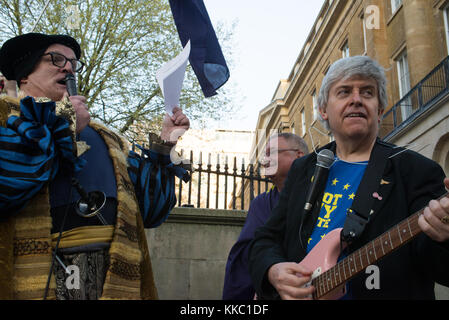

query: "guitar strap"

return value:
[341, 139, 394, 244]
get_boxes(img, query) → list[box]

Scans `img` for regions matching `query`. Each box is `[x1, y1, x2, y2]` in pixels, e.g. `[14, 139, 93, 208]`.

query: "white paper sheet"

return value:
[156, 40, 191, 116]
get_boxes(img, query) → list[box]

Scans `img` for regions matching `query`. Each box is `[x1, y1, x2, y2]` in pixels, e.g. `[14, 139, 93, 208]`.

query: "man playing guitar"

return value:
[248, 56, 449, 300]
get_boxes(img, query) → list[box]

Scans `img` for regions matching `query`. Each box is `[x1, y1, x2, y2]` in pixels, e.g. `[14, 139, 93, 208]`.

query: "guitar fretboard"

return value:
[311, 192, 447, 299]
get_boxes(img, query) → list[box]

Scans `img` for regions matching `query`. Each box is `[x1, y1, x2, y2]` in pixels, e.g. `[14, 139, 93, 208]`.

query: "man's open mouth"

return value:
[345, 113, 366, 118]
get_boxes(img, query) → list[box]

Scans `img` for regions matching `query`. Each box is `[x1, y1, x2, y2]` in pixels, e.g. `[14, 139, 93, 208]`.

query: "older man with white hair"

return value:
[249, 55, 449, 300]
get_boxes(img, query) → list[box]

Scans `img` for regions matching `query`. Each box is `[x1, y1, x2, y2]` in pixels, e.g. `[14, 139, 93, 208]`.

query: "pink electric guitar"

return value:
[300, 192, 448, 300]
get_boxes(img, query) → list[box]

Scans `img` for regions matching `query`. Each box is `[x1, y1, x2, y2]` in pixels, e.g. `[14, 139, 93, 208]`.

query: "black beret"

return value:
[0, 33, 81, 81]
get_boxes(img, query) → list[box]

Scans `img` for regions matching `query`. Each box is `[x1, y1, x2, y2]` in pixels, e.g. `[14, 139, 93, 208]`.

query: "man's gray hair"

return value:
[270, 132, 309, 155]
[317, 55, 388, 130]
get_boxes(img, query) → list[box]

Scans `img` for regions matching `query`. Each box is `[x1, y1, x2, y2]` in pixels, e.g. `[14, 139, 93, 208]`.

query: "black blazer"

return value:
[248, 140, 449, 299]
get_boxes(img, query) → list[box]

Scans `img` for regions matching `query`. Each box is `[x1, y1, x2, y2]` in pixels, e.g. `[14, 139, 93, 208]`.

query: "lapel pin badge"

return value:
[373, 192, 383, 201]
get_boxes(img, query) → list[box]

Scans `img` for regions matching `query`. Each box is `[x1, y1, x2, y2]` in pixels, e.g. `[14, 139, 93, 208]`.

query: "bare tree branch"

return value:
[0, 0, 239, 143]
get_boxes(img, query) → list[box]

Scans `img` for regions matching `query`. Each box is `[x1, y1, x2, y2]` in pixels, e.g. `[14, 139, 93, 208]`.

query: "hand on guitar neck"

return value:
[418, 177, 449, 242]
[267, 262, 315, 300]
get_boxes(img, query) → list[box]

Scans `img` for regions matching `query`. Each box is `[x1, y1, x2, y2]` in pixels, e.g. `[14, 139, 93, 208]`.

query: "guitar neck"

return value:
[312, 192, 447, 299]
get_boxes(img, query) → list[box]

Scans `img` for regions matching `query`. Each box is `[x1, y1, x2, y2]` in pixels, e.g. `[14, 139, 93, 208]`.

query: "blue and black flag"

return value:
[169, 0, 230, 98]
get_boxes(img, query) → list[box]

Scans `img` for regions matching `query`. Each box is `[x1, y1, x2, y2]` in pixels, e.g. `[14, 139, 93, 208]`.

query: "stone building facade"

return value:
[250, 0, 449, 176]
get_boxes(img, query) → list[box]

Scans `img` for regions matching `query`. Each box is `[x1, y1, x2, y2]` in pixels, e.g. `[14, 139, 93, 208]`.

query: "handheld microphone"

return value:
[303, 149, 335, 214]
[64, 77, 105, 220]
[65, 73, 77, 96]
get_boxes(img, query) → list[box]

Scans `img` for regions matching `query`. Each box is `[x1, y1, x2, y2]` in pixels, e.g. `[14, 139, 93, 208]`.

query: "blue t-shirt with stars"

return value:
[307, 158, 368, 253]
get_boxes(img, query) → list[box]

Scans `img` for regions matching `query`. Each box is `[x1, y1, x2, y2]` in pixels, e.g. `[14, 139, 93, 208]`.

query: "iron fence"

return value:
[175, 150, 272, 210]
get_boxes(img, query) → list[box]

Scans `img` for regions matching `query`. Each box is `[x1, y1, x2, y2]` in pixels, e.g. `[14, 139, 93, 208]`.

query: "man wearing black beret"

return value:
[0, 33, 190, 300]
[0, 33, 81, 86]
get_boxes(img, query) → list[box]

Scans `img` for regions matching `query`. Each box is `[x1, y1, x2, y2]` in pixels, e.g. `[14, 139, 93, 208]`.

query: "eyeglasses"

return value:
[42, 52, 85, 73]
[265, 148, 299, 157]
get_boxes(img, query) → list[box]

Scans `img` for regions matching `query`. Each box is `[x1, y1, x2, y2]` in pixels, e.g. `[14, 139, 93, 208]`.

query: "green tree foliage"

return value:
[0, 0, 237, 143]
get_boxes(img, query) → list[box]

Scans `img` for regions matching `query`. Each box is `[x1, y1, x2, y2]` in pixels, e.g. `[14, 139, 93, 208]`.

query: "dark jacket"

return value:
[248, 140, 449, 300]
[223, 187, 279, 300]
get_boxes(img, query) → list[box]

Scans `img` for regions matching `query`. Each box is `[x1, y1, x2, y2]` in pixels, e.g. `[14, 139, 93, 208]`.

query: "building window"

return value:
[312, 89, 318, 121]
[301, 109, 306, 136]
[291, 123, 295, 134]
[444, 5, 449, 54]
[396, 49, 412, 120]
[341, 41, 350, 58]
[391, 0, 402, 14]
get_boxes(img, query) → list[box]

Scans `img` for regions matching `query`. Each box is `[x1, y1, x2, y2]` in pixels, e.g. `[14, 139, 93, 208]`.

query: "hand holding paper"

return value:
[156, 40, 191, 116]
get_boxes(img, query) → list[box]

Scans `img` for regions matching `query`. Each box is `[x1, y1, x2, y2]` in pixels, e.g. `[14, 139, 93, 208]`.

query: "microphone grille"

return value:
[317, 149, 334, 168]
[65, 73, 75, 81]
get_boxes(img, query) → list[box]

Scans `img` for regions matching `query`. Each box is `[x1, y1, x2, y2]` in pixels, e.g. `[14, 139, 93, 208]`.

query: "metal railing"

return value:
[381, 56, 449, 140]
[175, 150, 272, 210]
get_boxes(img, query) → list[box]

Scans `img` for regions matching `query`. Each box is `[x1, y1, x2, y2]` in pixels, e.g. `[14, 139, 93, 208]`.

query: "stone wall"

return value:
[145, 207, 246, 300]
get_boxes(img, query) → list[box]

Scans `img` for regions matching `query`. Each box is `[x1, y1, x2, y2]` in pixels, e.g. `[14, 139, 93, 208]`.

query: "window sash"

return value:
[396, 51, 412, 120]
[443, 6, 449, 54]
[391, 0, 402, 13]
[301, 110, 306, 136]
